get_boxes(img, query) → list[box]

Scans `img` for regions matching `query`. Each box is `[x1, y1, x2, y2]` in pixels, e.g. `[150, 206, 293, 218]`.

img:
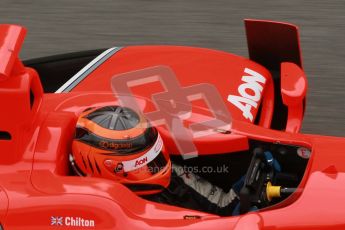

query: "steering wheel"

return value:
[239, 147, 280, 214]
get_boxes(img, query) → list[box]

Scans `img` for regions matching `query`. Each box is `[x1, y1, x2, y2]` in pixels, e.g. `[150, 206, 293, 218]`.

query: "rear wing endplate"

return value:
[245, 19, 303, 70]
[245, 19, 306, 133]
[0, 24, 26, 81]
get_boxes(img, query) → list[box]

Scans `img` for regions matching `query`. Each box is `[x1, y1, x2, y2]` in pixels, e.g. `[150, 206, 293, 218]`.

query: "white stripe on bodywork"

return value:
[122, 134, 163, 172]
[55, 47, 118, 93]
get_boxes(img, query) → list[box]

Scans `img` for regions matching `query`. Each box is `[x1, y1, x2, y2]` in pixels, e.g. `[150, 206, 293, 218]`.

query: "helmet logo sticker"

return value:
[122, 134, 163, 172]
[135, 157, 147, 167]
[99, 141, 132, 150]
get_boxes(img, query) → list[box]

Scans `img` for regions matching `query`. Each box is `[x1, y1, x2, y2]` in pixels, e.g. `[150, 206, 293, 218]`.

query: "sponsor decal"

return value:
[50, 216, 95, 227]
[183, 215, 201, 220]
[227, 68, 266, 121]
[122, 134, 163, 172]
[297, 147, 311, 159]
[134, 157, 147, 167]
[99, 141, 132, 149]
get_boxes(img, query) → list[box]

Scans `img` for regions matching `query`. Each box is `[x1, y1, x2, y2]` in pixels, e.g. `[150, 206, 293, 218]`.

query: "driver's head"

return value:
[70, 106, 171, 195]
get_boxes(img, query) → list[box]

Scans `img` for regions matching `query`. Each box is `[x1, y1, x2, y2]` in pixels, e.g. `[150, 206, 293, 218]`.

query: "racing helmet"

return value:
[70, 106, 171, 195]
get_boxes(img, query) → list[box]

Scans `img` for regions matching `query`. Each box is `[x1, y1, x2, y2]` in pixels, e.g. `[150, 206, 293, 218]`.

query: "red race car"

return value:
[0, 19, 344, 229]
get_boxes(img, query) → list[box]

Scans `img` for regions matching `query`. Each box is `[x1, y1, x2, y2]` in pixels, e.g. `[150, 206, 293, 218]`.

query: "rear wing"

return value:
[245, 19, 306, 133]
[245, 19, 303, 70]
[0, 25, 26, 81]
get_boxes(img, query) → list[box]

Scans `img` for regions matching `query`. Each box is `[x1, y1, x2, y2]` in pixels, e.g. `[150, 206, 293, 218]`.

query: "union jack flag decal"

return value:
[50, 216, 63, 226]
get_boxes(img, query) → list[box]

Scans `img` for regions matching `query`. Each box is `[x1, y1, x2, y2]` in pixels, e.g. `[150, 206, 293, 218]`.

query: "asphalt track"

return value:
[1, 0, 344, 136]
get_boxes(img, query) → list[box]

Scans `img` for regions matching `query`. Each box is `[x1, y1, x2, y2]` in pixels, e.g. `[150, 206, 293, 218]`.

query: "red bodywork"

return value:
[0, 20, 344, 229]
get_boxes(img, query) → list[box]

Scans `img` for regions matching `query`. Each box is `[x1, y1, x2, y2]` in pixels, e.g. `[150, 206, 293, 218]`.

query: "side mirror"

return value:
[281, 62, 307, 106]
[280, 62, 307, 133]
